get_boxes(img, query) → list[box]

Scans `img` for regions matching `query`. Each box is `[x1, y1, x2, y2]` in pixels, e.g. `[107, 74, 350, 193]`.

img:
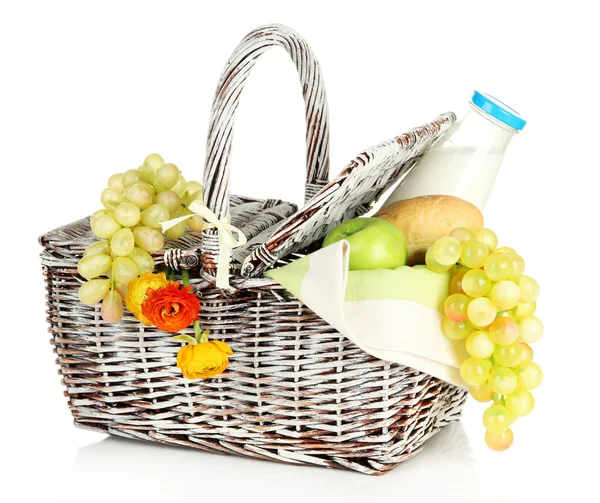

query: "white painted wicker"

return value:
[40, 24, 466, 475]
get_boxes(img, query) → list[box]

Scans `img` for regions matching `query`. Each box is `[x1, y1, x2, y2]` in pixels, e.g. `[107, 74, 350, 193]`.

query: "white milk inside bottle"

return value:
[384, 91, 526, 210]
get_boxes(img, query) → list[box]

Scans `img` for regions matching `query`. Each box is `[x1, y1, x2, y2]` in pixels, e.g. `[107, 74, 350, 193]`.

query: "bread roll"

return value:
[375, 195, 484, 265]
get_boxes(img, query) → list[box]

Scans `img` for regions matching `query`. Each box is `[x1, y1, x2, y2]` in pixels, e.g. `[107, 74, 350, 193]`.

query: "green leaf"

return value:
[199, 329, 210, 344]
[173, 334, 197, 345]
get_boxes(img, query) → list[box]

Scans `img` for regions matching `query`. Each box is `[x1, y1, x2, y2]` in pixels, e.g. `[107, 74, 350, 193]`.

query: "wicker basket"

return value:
[40, 24, 467, 475]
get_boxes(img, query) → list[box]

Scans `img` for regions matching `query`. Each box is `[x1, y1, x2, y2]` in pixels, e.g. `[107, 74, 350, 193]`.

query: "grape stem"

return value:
[110, 261, 116, 291]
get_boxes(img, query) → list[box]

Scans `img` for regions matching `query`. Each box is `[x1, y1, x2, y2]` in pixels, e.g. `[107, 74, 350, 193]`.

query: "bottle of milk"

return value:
[385, 91, 526, 211]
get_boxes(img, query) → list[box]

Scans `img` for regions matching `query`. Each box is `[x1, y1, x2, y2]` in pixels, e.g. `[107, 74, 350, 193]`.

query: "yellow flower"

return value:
[176, 340, 233, 379]
[126, 272, 171, 325]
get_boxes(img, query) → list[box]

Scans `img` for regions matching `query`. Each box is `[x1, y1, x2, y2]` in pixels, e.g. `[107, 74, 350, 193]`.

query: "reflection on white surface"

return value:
[69, 422, 498, 503]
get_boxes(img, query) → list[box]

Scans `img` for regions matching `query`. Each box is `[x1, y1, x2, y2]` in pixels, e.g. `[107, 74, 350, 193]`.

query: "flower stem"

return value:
[182, 270, 202, 341]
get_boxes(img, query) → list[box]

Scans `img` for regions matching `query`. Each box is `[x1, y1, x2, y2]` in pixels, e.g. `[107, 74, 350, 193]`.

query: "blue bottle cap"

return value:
[471, 91, 526, 131]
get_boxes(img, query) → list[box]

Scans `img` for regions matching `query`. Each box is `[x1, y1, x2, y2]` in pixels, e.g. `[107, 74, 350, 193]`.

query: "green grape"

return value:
[183, 184, 204, 205]
[462, 269, 492, 298]
[509, 301, 536, 320]
[505, 390, 535, 417]
[185, 180, 203, 198]
[125, 183, 154, 209]
[154, 163, 180, 192]
[449, 227, 475, 244]
[77, 253, 112, 279]
[460, 357, 491, 386]
[187, 215, 206, 232]
[465, 330, 495, 359]
[101, 290, 124, 323]
[488, 317, 519, 346]
[110, 228, 135, 256]
[90, 209, 110, 224]
[112, 256, 139, 285]
[518, 316, 543, 343]
[488, 366, 517, 395]
[171, 174, 187, 196]
[128, 247, 155, 275]
[470, 384, 494, 403]
[184, 189, 204, 206]
[518, 275, 540, 302]
[442, 317, 471, 340]
[170, 207, 186, 218]
[141, 203, 170, 229]
[155, 190, 182, 213]
[485, 428, 513, 452]
[474, 228, 498, 250]
[138, 181, 156, 196]
[506, 253, 525, 277]
[136, 166, 154, 185]
[467, 297, 497, 327]
[100, 188, 126, 210]
[142, 153, 165, 180]
[78, 279, 110, 305]
[91, 214, 122, 239]
[490, 280, 520, 310]
[517, 342, 534, 365]
[115, 282, 128, 300]
[425, 247, 452, 273]
[483, 404, 515, 435]
[165, 220, 188, 240]
[122, 169, 144, 188]
[431, 236, 462, 266]
[493, 341, 522, 367]
[449, 268, 467, 294]
[495, 246, 516, 254]
[83, 240, 110, 257]
[459, 240, 489, 269]
[484, 253, 514, 281]
[513, 362, 543, 390]
[114, 201, 141, 227]
[133, 226, 165, 253]
[108, 173, 125, 192]
[444, 293, 470, 322]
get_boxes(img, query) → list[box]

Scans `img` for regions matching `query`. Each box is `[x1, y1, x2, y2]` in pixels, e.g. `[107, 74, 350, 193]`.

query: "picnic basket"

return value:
[40, 24, 467, 475]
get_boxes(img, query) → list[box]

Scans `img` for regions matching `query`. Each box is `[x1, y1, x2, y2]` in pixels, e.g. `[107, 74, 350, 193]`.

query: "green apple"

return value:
[322, 217, 408, 270]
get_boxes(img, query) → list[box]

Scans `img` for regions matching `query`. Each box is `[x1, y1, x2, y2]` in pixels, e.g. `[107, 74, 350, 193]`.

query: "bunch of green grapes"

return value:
[426, 227, 542, 452]
[77, 153, 204, 322]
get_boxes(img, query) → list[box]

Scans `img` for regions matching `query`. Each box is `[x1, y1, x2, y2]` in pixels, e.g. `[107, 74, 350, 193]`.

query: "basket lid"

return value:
[240, 112, 456, 278]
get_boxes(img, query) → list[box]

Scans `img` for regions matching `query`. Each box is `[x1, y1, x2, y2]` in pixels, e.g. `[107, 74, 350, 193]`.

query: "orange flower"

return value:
[176, 340, 233, 379]
[141, 282, 200, 332]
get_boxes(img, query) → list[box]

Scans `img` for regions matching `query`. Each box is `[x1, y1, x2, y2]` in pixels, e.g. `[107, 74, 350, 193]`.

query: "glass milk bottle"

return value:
[385, 91, 527, 210]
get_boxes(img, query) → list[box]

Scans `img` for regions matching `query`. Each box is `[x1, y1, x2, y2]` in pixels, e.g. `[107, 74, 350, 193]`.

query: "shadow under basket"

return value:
[39, 24, 467, 475]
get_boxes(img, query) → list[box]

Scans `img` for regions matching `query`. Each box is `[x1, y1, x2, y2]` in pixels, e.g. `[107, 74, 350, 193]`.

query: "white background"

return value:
[1, 1, 598, 501]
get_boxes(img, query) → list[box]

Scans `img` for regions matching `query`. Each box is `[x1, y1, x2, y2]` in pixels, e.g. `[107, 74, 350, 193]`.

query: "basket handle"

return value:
[203, 24, 330, 220]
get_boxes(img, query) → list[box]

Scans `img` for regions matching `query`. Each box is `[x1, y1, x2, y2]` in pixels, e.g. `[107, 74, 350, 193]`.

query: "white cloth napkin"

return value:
[267, 240, 468, 388]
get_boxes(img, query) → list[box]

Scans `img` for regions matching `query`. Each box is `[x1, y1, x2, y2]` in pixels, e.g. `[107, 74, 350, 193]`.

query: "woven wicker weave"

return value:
[40, 24, 467, 475]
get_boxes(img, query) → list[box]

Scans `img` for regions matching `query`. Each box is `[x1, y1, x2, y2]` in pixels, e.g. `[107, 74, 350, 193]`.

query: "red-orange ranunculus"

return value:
[141, 283, 200, 332]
